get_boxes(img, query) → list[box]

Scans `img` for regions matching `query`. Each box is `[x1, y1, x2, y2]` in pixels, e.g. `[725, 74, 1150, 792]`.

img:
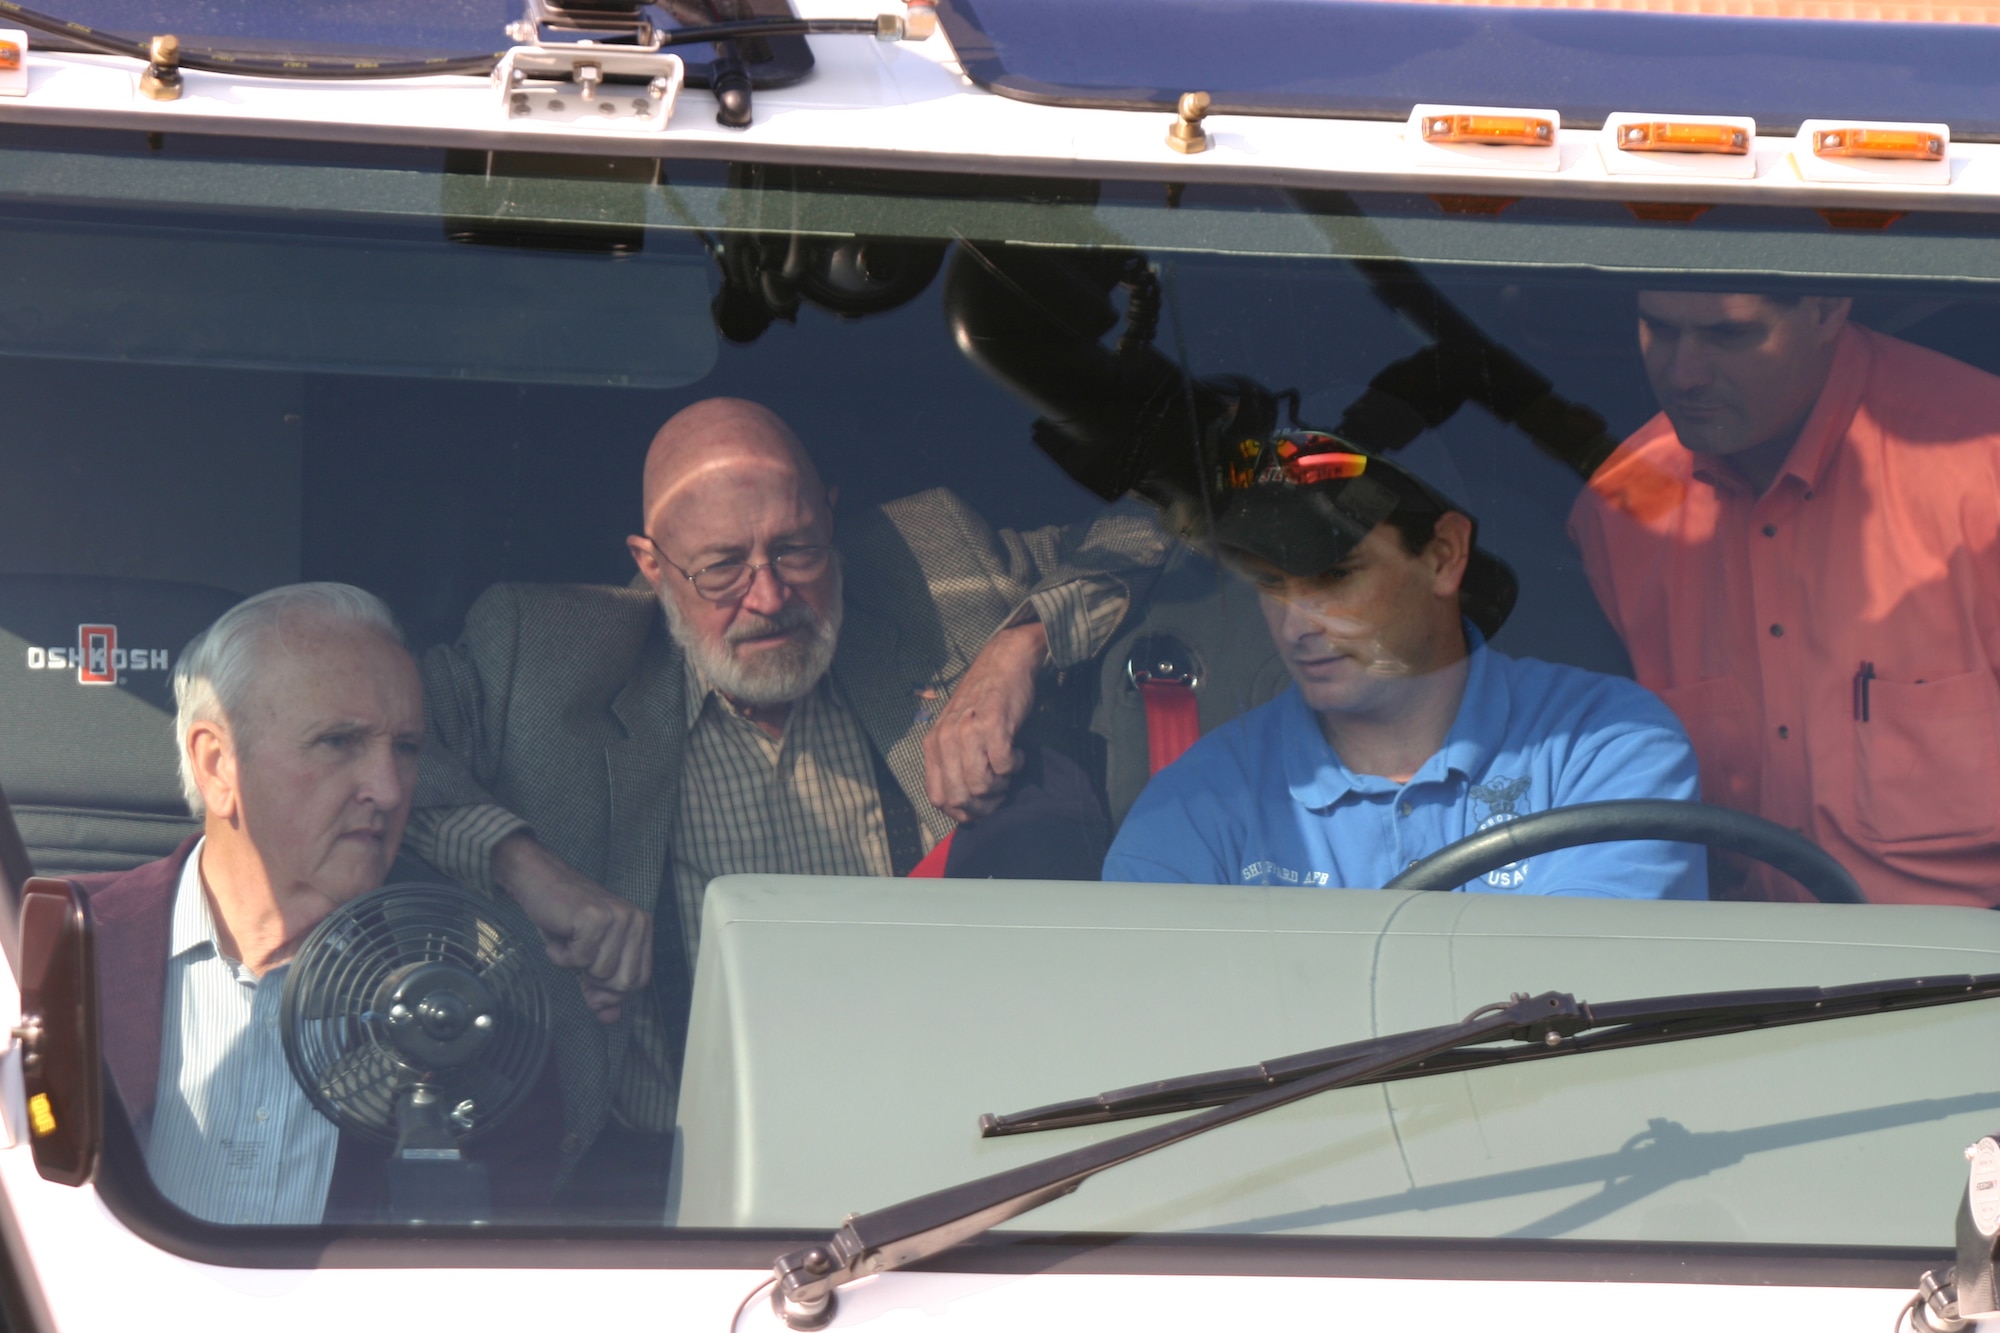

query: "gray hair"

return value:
[173, 582, 404, 816]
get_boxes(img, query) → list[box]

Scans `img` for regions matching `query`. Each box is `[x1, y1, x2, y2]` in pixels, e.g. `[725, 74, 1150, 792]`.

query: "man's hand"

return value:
[922, 620, 1048, 823]
[491, 832, 652, 1024]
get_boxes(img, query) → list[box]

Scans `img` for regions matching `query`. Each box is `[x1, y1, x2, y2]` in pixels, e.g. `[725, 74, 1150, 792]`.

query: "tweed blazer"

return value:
[404, 487, 1166, 1151]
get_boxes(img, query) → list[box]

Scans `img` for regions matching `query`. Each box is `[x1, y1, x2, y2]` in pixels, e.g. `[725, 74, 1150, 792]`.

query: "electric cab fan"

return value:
[280, 883, 553, 1221]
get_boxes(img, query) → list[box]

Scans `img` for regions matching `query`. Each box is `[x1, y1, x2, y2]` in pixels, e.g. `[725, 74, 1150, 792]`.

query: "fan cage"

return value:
[281, 882, 552, 1146]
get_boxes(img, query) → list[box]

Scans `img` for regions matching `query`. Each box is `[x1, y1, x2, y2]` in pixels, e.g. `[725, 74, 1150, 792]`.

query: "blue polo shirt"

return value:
[1104, 637, 1706, 898]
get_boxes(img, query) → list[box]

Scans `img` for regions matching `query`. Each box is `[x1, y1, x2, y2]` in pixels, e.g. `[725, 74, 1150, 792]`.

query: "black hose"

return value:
[660, 17, 878, 47]
[0, 1, 877, 80]
[1379, 799, 1866, 904]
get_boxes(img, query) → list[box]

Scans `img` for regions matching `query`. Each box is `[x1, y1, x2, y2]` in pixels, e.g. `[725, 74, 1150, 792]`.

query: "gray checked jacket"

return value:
[403, 487, 1167, 1162]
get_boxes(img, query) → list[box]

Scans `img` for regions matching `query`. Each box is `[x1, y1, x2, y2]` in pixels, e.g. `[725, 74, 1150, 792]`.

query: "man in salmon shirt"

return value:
[1569, 291, 2000, 906]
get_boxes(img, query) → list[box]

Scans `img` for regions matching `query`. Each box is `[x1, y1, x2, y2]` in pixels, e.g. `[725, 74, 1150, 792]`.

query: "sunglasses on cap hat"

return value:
[1207, 430, 1519, 638]
[1214, 431, 1374, 490]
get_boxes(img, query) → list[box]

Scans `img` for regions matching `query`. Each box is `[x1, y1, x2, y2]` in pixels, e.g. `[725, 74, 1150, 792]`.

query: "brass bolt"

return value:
[138, 33, 183, 102]
[1166, 91, 1210, 155]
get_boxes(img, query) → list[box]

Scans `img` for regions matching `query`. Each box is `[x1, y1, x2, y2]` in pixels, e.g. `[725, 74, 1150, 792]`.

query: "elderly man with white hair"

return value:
[74, 582, 565, 1224]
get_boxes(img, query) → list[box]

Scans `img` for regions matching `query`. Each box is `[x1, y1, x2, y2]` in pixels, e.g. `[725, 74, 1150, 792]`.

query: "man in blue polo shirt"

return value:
[1103, 434, 1704, 898]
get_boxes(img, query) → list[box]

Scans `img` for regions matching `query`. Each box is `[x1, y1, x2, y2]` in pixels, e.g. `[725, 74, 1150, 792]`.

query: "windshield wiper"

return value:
[982, 971, 2000, 1136]
[768, 973, 2000, 1328]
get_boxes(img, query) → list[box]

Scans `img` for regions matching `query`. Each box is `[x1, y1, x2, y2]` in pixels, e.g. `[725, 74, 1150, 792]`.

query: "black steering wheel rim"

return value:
[1378, 799, 1865, 904]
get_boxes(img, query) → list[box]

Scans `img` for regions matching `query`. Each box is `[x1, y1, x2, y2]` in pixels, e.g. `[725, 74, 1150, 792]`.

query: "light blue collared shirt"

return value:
[1105, 633, 1707, 898]
[146, 839, 340, 1225]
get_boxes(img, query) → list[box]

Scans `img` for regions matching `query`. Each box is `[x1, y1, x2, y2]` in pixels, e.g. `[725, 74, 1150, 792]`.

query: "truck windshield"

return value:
[2, 135, 1998, 1252]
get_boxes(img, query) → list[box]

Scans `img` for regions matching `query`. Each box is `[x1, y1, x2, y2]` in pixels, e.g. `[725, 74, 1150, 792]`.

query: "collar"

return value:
[1777, 323, 1871, 493]
[166, 836, 218, 964]
[683, 654, 719, 729]
[1284, 622, 1505, 810]
[1690, 323, 1871, 499]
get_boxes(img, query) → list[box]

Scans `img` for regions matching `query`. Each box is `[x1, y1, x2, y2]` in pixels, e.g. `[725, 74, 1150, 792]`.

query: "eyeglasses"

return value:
[644, 537, 835, 603]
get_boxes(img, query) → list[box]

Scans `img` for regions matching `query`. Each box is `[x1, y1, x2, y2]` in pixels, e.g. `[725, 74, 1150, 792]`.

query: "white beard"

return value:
[660, 565, 843, 707]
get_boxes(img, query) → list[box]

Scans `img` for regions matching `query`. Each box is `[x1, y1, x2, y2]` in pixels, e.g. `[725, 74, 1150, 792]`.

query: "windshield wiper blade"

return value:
[982, 971, 2000, 1137]
[768, 974, 2000, 1328]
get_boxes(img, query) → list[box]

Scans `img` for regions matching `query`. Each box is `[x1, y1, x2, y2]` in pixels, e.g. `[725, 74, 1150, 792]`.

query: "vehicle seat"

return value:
[0, 575, 243, 876]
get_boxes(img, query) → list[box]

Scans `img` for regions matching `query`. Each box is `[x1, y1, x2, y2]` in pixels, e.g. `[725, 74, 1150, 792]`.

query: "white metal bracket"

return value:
[493, 45, 685, 131]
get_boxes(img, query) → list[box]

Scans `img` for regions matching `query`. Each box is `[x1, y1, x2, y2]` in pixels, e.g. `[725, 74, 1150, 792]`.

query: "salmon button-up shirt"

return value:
[1569, 324, 2000, 907]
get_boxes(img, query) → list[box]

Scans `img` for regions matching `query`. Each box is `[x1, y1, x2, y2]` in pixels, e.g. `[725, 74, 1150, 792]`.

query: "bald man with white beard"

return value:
[404, 398, 1162, 1192]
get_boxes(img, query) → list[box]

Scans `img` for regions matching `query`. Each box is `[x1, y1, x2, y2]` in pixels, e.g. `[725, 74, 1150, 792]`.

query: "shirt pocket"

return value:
[1654, 675, 1757, 811]
[1854, 668, 2000, 844]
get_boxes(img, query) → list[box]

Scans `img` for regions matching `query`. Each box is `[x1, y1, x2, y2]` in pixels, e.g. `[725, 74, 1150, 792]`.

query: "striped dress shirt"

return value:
[146, 840, 340, 1225]
[616, 669, 891, 1132]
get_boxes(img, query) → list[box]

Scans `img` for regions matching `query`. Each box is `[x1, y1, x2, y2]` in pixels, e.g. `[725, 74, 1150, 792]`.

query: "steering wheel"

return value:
[1379, 799, 1865, 904]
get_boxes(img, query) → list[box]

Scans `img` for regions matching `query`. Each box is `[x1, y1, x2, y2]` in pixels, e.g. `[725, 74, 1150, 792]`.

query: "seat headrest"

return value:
[0, 575, 244, 814]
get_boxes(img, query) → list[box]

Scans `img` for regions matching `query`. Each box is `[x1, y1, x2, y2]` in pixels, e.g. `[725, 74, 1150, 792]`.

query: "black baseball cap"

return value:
[1205, 430, 1519, 640]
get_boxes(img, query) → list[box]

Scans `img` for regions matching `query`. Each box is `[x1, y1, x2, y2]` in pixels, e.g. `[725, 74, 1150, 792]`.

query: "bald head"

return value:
[641, 398, 827, 533]
[628, 398, 844, 708]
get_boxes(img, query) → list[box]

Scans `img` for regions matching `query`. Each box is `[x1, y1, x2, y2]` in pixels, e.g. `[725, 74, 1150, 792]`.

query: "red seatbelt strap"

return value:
[1139, 678, 1201, 774]
[907, 832, 953, 878]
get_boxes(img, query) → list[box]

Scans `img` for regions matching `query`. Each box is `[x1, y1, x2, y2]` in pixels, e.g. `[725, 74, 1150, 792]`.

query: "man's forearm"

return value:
[922, 619, 1051, 822]
[987, 618, 1050, 672]
[491, 829, 559, 898]
[487, 831, 654, 1018]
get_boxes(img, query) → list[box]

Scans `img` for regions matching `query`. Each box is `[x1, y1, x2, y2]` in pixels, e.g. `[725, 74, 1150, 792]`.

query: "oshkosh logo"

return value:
[23, 625, 172, 685]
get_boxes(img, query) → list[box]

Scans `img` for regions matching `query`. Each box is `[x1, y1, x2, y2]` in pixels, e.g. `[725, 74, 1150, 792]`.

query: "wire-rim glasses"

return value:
[644, 536, 836, 603]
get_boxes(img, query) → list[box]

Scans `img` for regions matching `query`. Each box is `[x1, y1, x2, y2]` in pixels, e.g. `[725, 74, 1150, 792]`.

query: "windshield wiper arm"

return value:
[768, 974, 2000, 1328]
[772, 989, 1588, 1326]
[982, 971, 2000, 1137]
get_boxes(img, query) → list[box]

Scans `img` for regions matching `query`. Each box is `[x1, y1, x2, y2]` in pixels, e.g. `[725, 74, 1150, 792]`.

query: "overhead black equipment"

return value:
[711, 232, 947, 341]
[941, 243, 1520, 637]
[707, 170, 948, 341]
[281, 883, 553, 1224]
[1337, 258, 1622, 480]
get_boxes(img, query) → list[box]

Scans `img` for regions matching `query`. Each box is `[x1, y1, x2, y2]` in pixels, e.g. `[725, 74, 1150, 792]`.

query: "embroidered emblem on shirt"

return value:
[1469, 775, 1533, 888]
[1470, 776, 1530, 818]
[1239, 860, 1331, 887]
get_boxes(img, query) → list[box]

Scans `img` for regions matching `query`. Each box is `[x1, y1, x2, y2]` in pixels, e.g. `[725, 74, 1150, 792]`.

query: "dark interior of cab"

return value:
[2, 180, 1997, 885]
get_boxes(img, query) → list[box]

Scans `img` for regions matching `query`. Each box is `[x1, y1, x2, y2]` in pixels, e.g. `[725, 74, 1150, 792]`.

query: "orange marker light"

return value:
[1617, 121, 1748, 155]
[1813, 127, 1944, 161]
[0, 41, 19, 71]
[1421, 114, 1553, 147]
